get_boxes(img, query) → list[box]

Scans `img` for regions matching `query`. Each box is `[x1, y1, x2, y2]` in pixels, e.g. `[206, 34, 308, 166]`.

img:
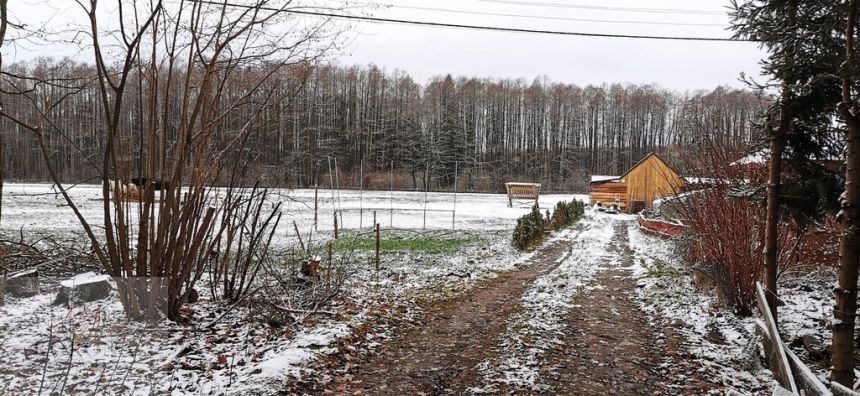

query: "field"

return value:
[0, 183, 589, 394]
[1, 183, 586, 242]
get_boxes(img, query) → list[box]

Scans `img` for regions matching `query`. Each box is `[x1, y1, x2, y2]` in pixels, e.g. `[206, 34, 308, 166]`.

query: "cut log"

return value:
[3, 268, 40, 298]
[54, 272, 113, 305]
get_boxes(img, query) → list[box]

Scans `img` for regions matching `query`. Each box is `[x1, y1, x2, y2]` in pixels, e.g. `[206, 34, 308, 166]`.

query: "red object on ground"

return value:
[638, 213, 686, 238]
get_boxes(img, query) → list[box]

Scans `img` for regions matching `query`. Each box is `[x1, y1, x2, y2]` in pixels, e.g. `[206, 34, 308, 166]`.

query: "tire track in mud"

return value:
[294, 226, 584, 395]
[539, 220, 717, 395]
[290, 216, 716, 395]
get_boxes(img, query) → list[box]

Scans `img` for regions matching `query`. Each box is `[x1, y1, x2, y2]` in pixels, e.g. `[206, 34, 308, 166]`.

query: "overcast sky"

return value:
[8, 0, 767, 92]
[333, 0, 767, 91]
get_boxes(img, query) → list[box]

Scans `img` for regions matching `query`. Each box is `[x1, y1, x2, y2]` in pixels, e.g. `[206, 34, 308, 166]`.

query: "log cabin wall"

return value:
[622, 154, 684, 211]
[591, 181, 628, 210]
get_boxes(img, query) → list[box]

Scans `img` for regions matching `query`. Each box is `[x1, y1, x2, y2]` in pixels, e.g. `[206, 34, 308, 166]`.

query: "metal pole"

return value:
[389, 160, 394, 229]
[314, 184, 319, 231]
[423, 181, 428, 230]
[452, 161, 458, 230]
[328, 156, 336, 223]
[334, 157, 343, 226]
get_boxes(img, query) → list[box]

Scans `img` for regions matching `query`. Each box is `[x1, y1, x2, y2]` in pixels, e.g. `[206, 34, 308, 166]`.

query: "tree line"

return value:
[0, 59, 768, 192]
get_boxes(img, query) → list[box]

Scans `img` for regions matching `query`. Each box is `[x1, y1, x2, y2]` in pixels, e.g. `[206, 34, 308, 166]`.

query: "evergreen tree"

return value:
[731, 0, 846, 321]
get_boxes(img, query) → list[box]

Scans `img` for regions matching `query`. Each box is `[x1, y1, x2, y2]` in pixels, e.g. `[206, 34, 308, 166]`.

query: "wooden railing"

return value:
[755, 282, 860, 395]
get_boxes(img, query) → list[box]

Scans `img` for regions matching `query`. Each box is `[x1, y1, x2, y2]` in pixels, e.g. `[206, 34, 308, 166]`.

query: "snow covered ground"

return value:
[0, 183, 588, 395]
[627, 222, 839, 393]
[0, 183, 586, 239]
[627, 221, 776, 394]
[0, 183, 837, 394]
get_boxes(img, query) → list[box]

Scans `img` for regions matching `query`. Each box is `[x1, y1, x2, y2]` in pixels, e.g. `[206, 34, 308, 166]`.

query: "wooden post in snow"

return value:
[333, 211, 338, 240]
[375, 222, 380, 271]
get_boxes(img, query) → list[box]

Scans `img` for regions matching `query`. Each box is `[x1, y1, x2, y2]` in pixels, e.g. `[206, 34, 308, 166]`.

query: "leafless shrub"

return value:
[672, 141, 802, 315]
[252, 241, 355, 327]
[208, 184, 282, 301]
[0, 0, 351, 321]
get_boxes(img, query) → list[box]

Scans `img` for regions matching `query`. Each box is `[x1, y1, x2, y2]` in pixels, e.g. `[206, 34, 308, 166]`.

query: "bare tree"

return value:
[0, 0, 7, 224]
[1, 59, 768, 193]
[1, 0, 347, 321]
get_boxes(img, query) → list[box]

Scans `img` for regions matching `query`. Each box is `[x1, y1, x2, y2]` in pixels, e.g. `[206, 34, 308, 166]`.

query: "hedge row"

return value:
[512, 199, 585, 251]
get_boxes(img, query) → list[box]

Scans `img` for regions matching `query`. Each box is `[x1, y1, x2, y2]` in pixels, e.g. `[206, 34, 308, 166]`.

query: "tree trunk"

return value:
[0, 0, 7, 225]
[764, 115, 788, 322]
[0, 133, 4, 224]
[763, 0, 797, 323]
[833, 0, 859, 387]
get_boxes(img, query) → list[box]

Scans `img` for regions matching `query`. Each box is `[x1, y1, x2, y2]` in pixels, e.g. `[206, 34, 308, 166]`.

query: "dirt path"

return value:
[304, 234, 575, 395]
[539, 221, 716, 395]
[290, 216, 715, 395]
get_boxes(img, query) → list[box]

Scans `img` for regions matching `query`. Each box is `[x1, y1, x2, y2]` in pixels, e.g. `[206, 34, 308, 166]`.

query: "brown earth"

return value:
[287, 220, 717, 395]
[538, 222, 717, 395]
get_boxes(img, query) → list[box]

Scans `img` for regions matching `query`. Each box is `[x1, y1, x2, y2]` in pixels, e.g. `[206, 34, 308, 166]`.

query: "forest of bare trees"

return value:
[1, 60, 767, 192]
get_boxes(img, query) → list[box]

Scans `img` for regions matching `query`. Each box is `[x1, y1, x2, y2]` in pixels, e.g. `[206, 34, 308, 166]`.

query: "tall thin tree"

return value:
[833, 0, 860, 387]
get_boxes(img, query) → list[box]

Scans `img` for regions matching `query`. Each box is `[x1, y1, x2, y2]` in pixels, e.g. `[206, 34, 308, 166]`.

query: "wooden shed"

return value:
[589, 153, 684, 213]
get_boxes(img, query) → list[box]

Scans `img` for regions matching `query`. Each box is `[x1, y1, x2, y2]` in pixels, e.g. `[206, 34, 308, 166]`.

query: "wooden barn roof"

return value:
[619, 152, 682, 180]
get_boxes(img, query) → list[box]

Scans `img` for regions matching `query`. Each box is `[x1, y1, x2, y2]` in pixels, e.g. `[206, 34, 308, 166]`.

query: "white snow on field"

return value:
[0, 183, 590, 395]
[0, 236, 527, 395]
[470, 212, 617, 393]
[0, 183, 587, 244]
[626, 222, 772, 394]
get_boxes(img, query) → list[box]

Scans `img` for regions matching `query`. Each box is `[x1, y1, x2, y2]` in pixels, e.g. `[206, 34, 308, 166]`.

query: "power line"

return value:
[191, 0, 750, 42]
[477, 0, 726, 15]
[380, 4, 728, 27]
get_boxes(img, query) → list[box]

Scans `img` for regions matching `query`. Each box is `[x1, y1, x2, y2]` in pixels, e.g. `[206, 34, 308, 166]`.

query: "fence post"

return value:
[423, 186, 428, 230]
[452, 161, 458, 230]
[390, 160, 394, 229]
[375, 223, 381, 271]
[373, 210, 377, 229]
[334, 157, 343, 226]
[333, 211, 338, 239]
[314, 184, 319, 231]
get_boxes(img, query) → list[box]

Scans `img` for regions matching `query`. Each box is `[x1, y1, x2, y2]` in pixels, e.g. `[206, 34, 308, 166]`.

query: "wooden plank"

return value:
[784, 347, 830, 396]
[756, 282, 798, 394]
[591, 181, 629, 211]
[591, 193, 627, 200]
[592, 185, 628, 193]
[6, 254, 75, 279]
[832, 381, 860, 396]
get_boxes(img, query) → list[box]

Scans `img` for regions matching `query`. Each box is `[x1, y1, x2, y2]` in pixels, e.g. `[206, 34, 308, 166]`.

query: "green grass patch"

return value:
[641, 258, 684, 278]
[332, 236, 475, 254]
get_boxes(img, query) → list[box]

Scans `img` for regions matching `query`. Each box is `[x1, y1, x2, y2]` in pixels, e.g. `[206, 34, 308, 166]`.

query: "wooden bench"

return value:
[504, 182, 541, 208]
